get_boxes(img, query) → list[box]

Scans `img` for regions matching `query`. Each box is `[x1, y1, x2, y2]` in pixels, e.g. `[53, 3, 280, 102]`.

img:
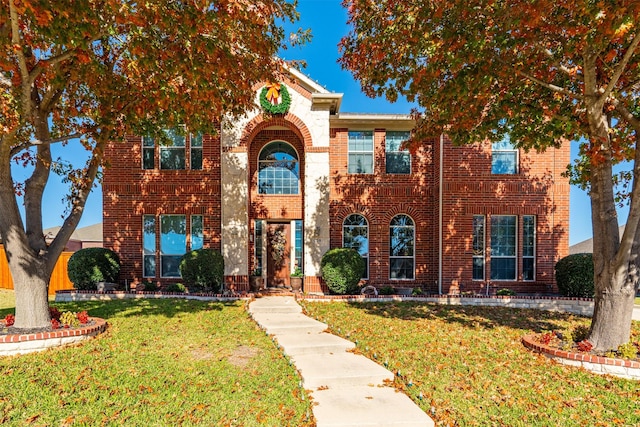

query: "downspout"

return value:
[438, 133, 444, 295]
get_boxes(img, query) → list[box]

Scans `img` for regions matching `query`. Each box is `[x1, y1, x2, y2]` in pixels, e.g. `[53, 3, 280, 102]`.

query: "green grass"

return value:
[300, 301, 640, 427]
[635, 297, 640, 305]
[0, 294, 313, 426]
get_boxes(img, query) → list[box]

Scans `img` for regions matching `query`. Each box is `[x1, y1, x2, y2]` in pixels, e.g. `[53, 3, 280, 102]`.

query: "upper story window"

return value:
[191, 133, 203, 170]
[385, 131, 411, 174]
[160, 128, 186, 170]
[142, 128, 202, 171]
[491, 139, 518, 174]
[389, 214, 415, 279]
[348, 131, 374, 174]
[343, 214, 369, 279]
[258, 141, 299, 195]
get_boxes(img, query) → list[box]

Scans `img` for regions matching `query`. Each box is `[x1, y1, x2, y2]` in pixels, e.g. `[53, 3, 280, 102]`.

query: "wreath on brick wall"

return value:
[260, 83, 291, 115]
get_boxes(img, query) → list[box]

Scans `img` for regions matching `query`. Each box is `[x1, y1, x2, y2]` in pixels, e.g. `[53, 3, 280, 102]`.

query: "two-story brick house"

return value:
[103, 68, 569, 294]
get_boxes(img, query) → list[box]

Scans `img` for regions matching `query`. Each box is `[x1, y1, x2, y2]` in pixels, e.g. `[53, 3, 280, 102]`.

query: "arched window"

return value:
[343, 214, 369, 279]
[390, 215, 414, 279]
[258, 141, 299, 194]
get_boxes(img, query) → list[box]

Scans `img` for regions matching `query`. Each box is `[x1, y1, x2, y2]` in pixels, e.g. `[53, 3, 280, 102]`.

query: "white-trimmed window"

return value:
[348, 131, 374, 174]
[160, 215, 187, 278]
[258, 141, 299, 194]
[142, 136, 155, 170]
[491, 140, 518, 174]
[343, 214, 369, 279]
[191, 133, 203, 170]
[160, 129, 186, 170]
[143, 215, 156, 277]
[385, 131, 411, 174]
[390, 214, 415, 279]
[490, 215, 517, 280]
[472, 215, 485, 280]
[522, 215, 535, 281]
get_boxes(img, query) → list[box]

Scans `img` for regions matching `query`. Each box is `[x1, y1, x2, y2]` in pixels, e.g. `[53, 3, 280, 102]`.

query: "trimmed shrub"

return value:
[378, 285, 395, 295]
[320, 248, 365, 295]
[179, 249, 224, 293]
[496, 288, 516, 296]
[67, 248, 120, 290]
[555, 253, 594, 297]
[141, 281, 159, 292]
[165, 283, 186, 293]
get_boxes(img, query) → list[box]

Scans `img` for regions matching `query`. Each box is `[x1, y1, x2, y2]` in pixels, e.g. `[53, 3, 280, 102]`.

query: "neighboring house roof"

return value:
[569, 225, 625, 254]
[43, 223, 103, 244]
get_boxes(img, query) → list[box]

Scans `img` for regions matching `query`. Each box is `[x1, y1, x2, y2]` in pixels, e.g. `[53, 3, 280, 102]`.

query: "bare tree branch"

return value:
[613, 99, 640, 134]
[513, 68, 583, 101]
[9, 133, 85, 157]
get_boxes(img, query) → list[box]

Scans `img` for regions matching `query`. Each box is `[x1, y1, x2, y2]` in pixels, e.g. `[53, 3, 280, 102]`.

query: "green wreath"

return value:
[260, 84, 291, 115]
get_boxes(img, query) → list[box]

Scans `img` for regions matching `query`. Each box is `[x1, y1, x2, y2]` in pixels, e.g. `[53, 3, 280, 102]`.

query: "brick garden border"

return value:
[0, 317, 107, 356]
[521, 335, 640, 380]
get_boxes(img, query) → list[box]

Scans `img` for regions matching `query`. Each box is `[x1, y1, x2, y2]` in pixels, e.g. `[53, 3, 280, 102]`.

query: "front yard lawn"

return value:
[301, 301, 640, 427]
[0, 296, 312, 426]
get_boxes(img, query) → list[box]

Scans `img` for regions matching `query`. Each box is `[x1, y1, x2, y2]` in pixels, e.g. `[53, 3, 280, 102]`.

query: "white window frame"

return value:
[348, 131, 374, 174]
[389, 214, 415, 280]
[491, 140, 518, 174]
[159, 128, 186, 170]
[342, 214, 369, 279]
[385, 131, 411, 174]
[522, 215, 536, 281]
[160, 214, 187, 278]
[490, 215, 517, 281]
[142, 215, 156, 278]
[472, 215, 485, 281]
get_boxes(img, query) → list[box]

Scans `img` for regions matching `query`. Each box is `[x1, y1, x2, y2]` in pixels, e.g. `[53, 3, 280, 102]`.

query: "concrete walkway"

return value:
[248, 296, 434, 427]
[633, 305, 640, 321]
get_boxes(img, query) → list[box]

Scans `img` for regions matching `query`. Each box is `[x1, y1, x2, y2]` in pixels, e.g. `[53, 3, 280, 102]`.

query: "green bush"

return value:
[179, 249, 224, 293]
[379, 286, 395, 295]
[142, 281, 159, 292]
[555, 253, 594, 297]
[320, 248, 365, 295]
[165, 283, 186, 293]
[496, 288, 516, 296]
[67, 248, 120, 290]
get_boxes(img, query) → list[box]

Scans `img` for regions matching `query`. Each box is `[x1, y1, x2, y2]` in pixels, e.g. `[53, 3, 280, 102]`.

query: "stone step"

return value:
[249, 297, 302, 314]
[251, 312, 327, 335]
[274, 332, 355, 356]
[291, 352, 393, 389]
[312, 385, 433, 427]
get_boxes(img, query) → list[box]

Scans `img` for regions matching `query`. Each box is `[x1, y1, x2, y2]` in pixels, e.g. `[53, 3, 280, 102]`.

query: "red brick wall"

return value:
[439, 138, 570, 294]
[329, 128, 439, 290]
[103, 133, 222, 288]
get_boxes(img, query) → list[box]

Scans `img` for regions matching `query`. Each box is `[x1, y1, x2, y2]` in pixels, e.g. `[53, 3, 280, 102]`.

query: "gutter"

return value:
[438, 134, 444, 295]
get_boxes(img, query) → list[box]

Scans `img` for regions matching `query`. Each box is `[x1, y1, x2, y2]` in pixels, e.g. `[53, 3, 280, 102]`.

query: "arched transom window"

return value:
[342, 214, 369, 279]
[390, 214, 415, 279]
[258, 141, 299, 195]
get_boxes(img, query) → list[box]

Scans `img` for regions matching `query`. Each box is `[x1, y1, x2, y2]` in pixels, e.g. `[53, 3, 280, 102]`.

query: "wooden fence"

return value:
[0, 247, 74, 295]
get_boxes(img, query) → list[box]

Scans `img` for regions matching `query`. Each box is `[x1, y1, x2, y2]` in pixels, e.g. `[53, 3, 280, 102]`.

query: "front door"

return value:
[266, 222, 291, 287]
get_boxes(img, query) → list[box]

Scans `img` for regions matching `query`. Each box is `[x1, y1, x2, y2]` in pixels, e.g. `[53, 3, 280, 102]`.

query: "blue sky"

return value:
[17, 0, 625, 245]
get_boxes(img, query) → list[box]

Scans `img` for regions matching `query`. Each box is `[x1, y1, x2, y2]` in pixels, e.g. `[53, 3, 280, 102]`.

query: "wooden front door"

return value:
[266, 222, 291, 287]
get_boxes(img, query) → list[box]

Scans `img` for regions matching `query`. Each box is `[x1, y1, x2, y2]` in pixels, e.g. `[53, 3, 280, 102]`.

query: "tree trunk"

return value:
[589, 274, 636, 350]
[4, 243, 52, 330]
